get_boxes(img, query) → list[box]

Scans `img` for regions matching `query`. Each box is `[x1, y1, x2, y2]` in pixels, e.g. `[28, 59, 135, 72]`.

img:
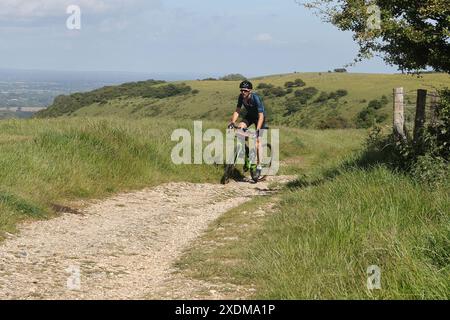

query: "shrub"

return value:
[294, 79, 306, 87]
[355, 107, 377, 128]
[284, 98, 304, 116]
[317, 116, 350, 129]
[295, 87, 318, 97]
[334, 68, 347, 73]
[257, 83, 274, 89]
[220, 74, 247, 81]
[410, 154, 449, 186]
[284, 81, 295, 88]
[328, 92, 338, 100]
[362, 90, 450, 185]
[262, 86, 286, 97]
[368, 99, 383, 110]
[336, 89, 348, 97]
[34, 80, 192, 118]
[315, 92, 330, 103]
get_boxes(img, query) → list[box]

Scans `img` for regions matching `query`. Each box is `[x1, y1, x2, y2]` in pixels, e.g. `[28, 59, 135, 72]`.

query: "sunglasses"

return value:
[240, 89, 251, 93]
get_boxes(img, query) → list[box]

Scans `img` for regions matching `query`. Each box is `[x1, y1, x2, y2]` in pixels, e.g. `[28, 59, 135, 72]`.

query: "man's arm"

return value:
[230, 107, 241, 124]
[231, 94, 243, 124]
[256, 112, 264, 131]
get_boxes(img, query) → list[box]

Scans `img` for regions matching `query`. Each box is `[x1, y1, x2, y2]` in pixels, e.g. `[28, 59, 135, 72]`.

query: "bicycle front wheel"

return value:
[250, 143, 272, 182]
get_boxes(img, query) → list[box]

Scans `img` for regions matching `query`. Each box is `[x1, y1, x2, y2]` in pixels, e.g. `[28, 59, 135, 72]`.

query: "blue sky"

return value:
[0, 0, 399, 77]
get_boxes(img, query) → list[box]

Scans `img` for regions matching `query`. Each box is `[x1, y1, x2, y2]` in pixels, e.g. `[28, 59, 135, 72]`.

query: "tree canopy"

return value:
[299, 0, 450, 73]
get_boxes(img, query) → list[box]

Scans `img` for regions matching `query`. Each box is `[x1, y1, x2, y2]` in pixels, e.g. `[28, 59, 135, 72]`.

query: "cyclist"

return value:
[228, 80, 266, 180]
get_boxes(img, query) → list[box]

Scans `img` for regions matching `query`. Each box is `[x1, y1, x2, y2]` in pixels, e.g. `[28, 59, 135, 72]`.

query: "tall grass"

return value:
[0, 117, 225, 237]
[0, 117, 320, 238]
[176, 129, 448, 299]
[244, 165, 449, 299]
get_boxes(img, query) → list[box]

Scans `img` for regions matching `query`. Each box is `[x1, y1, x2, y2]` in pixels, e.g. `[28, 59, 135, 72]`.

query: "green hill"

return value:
[35, 72, 450, 129]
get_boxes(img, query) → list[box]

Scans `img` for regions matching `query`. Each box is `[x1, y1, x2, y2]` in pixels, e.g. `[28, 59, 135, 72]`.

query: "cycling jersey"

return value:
[236, 93, 266, 127]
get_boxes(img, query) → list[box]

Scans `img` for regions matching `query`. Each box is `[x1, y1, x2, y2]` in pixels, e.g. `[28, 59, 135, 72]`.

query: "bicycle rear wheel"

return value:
[221, 144, 243, 184]
[221, 163, 234, 184]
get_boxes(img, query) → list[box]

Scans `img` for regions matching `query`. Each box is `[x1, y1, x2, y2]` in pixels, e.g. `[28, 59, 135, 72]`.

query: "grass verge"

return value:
[176, 135, 449, 299]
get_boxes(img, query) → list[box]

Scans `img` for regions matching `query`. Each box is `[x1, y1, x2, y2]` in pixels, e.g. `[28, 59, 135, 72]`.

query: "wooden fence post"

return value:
[429, 92, 439, 126]
[414, 89, 427, 143]
[393, 87, 407, 142]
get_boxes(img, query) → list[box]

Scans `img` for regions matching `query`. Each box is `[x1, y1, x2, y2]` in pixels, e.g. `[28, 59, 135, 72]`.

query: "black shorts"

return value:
[241, 117, 266, 129]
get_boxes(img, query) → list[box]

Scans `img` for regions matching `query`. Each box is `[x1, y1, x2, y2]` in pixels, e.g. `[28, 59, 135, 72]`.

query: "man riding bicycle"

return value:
[228, 80, 266, 180]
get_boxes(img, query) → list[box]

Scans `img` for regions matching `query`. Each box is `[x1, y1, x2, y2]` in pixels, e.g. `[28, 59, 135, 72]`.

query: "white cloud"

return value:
[255, 33, 273, 42]
[0, 0, 161, 19]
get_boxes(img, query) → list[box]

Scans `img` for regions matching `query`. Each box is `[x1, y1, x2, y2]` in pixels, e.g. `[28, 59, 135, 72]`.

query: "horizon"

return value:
[0, 67, 420, 82]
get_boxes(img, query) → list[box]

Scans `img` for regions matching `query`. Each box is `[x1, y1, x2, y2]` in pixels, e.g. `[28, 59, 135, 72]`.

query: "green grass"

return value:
[0, 116, 322, 239]
[0, 117, 229, 238]
[47, 72, 450, 129]
[176, 132, 449, 299]
[3, 70, 449, 299]
[247, 166, 449, 299]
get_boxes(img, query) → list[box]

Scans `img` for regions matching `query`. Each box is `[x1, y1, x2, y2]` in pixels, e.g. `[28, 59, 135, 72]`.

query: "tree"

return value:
[299, 0, 450, 73]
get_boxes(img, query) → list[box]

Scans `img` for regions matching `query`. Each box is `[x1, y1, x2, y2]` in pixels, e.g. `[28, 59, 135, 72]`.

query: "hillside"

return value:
[35, 72, 450, 129]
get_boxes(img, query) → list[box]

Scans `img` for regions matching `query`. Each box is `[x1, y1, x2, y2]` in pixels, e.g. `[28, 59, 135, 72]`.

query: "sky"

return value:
[0, 0, 400, 77]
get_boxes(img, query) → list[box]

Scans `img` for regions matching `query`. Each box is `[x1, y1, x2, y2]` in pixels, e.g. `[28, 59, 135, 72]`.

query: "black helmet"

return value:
[239, 80, 253, 90]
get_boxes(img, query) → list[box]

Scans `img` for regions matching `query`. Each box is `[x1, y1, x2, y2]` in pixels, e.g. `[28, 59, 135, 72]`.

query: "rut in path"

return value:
[0, 176, 294, 300]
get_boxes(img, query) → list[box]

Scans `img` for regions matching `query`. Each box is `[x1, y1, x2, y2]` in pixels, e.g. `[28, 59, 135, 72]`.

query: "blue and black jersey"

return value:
[237, 93, 266, 125]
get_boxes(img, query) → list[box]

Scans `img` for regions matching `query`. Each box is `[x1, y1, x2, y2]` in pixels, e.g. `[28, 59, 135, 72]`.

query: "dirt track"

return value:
[0, 176, 294, 300]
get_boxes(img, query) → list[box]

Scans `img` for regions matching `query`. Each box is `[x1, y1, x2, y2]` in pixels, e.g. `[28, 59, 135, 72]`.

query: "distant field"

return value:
[39, 72, 450, 129]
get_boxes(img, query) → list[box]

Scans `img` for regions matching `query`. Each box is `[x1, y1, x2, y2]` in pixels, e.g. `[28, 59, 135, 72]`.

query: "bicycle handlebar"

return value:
[227, 124, 259, 138]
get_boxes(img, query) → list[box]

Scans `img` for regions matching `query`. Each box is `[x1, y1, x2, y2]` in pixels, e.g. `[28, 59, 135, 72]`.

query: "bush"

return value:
[257, 83, 274, 89]
[355, 107, 377, 128]
[295, 87, 318, 98]
[336, 89, 348, 97]
[315, 92, 330, 103]
[34, 80, 191, 118]
[420, 89, 450, 160]
[192, 89, 199, 95]
[262, 86, 286, 97]
[317, 116, 350, 129]
[284, 99, 303, 116]
[328, 92, 338, 100]
[334, 68, 347, 73]
[220, 74, 247, 81]
[410, 154, 449, 186]
[362, 90, 450, 185]
[368, 99, 383, 110]
[294, 79, 306, 87]
[284, 79, 306, 88]
[284, 81, 295, 88]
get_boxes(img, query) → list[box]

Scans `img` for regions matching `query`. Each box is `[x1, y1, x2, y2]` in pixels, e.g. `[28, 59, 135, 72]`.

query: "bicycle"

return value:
[221, 124, 273, 184]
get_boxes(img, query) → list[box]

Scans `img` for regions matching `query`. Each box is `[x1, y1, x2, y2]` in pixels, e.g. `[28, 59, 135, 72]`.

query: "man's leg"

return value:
[238, 121, 249, 171]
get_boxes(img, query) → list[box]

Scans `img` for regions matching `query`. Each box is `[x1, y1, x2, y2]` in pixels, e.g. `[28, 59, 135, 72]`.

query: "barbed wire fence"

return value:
[393, 87, 441, 143]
